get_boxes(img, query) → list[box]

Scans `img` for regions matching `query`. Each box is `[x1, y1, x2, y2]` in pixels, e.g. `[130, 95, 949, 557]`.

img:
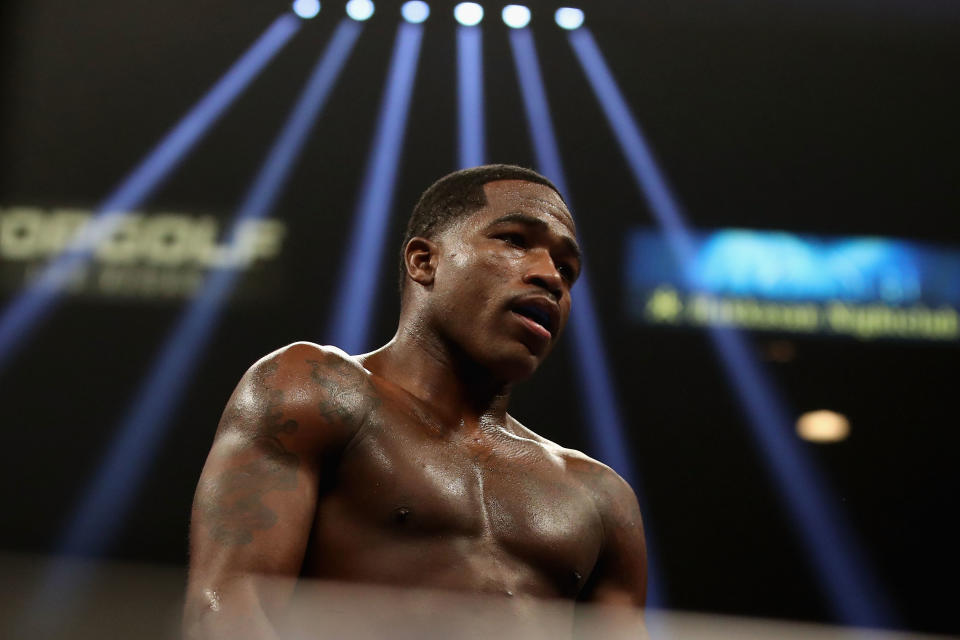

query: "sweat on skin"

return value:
[183, 172, 648, 640]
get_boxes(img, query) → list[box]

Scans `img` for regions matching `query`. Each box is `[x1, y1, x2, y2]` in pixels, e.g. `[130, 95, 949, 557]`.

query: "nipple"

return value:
[395, 507, 411, 523]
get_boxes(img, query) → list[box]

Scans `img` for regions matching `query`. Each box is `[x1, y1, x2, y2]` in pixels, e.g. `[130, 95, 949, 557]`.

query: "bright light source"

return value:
[797, 410, 850, 443]
[554, 7, 584, 30]
[292, 0, 321, 19]
[401, 0, 430, 23]
[454, 2, 483, 26]
[346, 0, 374, 21]
[502, 5, 531, 28]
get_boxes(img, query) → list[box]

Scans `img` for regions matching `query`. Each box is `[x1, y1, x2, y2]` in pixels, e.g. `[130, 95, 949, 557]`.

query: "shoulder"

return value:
[220, 342, 377, 448]
[245, 341, 356, 380]
[242, 341, 371, 393]
[508, 417, 640, 515]
[563, 450, 640, 522]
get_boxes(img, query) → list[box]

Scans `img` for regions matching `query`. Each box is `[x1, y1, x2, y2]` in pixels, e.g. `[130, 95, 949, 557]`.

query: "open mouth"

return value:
[512, 304, 555, 338]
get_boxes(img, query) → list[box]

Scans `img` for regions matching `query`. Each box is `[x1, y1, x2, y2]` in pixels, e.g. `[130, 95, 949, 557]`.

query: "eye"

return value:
[558, 264, 576, 282]
[498, 233, 527, 248]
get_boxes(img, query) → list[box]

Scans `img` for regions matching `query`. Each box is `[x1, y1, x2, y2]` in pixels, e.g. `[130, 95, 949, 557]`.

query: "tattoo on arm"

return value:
[200, 387, 300, 546]
[199, 354, 381, 546]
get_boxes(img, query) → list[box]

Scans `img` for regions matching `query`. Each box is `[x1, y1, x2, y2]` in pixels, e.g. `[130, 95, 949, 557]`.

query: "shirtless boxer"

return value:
[183, 165, 647, 638]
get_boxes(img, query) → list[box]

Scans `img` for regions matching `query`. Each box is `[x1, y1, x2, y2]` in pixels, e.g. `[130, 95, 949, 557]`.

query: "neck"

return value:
[359, 320, 512, 431]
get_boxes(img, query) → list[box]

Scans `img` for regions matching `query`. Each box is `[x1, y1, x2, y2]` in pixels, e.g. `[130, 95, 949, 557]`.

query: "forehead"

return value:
[476, 179, 576, 234]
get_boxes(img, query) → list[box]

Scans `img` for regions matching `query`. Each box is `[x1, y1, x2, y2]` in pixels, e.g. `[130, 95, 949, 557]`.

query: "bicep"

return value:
[185, 359, 324, 627]
[184, 345, 370, 633]
[583, 476, 648, 608]
[185, 431, 318, 632]
[191, 430, 318, 574]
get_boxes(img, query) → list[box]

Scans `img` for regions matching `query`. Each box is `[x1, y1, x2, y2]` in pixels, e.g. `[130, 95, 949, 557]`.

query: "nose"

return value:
[522, 250, 563, 299]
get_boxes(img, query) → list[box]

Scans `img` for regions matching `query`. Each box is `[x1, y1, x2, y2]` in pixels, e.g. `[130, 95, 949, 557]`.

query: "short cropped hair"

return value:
[398, 164, 564, 293]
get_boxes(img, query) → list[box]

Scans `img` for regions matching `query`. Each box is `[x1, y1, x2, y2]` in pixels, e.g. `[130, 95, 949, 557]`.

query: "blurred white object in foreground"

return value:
[1, 553, 954, 640]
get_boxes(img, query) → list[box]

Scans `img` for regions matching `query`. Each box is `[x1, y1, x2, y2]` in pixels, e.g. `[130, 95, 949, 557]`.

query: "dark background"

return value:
[1, 0, 958, 634]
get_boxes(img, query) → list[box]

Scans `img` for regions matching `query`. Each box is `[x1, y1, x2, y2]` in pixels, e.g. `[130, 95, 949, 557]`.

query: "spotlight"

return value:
[346, 0, 374, 21]
[453, 2, 483, 26]
[401, 0, 430, 23]
[502, 5, 530, 29]
[292, 0, 321, 19]
[797, 410, 850, 443]
[554, 7, 584, 30]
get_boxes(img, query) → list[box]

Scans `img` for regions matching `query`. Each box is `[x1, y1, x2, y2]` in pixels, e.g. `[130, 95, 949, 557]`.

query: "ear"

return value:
[404, 236, 439, 287]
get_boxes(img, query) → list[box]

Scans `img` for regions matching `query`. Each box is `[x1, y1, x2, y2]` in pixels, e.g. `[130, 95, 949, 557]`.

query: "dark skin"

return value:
[184, 180, 647, 638]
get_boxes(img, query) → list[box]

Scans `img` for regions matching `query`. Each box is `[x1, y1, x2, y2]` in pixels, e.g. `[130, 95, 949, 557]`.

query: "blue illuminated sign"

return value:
[626, 228, 960, 341]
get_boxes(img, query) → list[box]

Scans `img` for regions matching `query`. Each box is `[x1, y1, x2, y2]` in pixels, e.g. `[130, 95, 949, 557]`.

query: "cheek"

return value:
[435, 244, 522, 306]
[558, 304, 572, 332]
[446, 250, 469, 270]
[478, 248, 522, 277]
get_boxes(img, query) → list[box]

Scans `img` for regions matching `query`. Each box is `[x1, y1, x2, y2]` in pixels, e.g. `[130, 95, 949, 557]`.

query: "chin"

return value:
[481, 344, 547, 384]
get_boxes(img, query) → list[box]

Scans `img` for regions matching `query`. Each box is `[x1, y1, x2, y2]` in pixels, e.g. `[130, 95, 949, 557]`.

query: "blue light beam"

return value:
[457, 25, 486, 168]
[508, 26, 664, 608]
[21, 19, 363, 632]
[326, 21, 425, 354]
[568, 26, 896, 628]
[0, 13, 301, 373]
[59, 16, 362, 557]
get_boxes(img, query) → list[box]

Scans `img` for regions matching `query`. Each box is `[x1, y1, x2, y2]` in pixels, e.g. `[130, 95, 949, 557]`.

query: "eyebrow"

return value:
[486, 212, 582, 261]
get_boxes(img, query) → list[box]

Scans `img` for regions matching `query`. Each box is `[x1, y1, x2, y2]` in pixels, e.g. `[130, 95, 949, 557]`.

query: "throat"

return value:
[362, 332, 514, 421]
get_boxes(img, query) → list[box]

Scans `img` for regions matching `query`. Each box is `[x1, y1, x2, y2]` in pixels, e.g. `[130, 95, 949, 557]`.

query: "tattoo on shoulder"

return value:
[200, 388, 300, 545]
[252, 355, 280, 387]
[306, 358, 381, 426]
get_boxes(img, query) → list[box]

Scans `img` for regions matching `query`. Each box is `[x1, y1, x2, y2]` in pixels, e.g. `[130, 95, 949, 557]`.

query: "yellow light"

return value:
[796, 410, 850, 443]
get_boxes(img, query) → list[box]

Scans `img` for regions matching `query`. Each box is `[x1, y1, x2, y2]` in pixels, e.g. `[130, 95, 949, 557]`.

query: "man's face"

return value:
[428, 179, 581, 382]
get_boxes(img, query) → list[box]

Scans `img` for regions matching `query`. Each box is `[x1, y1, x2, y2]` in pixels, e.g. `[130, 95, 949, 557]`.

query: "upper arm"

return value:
[184, 343, 368, 631]
[582, 470, 648, 608]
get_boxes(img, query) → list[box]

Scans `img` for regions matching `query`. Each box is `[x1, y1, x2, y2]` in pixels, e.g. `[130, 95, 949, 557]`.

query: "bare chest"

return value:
[313, 408, 604, 592]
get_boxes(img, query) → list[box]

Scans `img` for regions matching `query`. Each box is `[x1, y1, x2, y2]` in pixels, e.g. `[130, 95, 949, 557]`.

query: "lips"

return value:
[510, 295, 560, 339]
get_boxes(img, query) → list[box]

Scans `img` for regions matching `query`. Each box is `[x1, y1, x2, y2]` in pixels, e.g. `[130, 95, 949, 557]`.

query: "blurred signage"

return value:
[627, 228, 960, 341]
[0, 206, 286, 301]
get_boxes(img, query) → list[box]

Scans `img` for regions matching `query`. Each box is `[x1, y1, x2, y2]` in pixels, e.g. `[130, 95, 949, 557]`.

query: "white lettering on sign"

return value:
[0, 206, 288, 301]
[0, 207, 285, 268]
